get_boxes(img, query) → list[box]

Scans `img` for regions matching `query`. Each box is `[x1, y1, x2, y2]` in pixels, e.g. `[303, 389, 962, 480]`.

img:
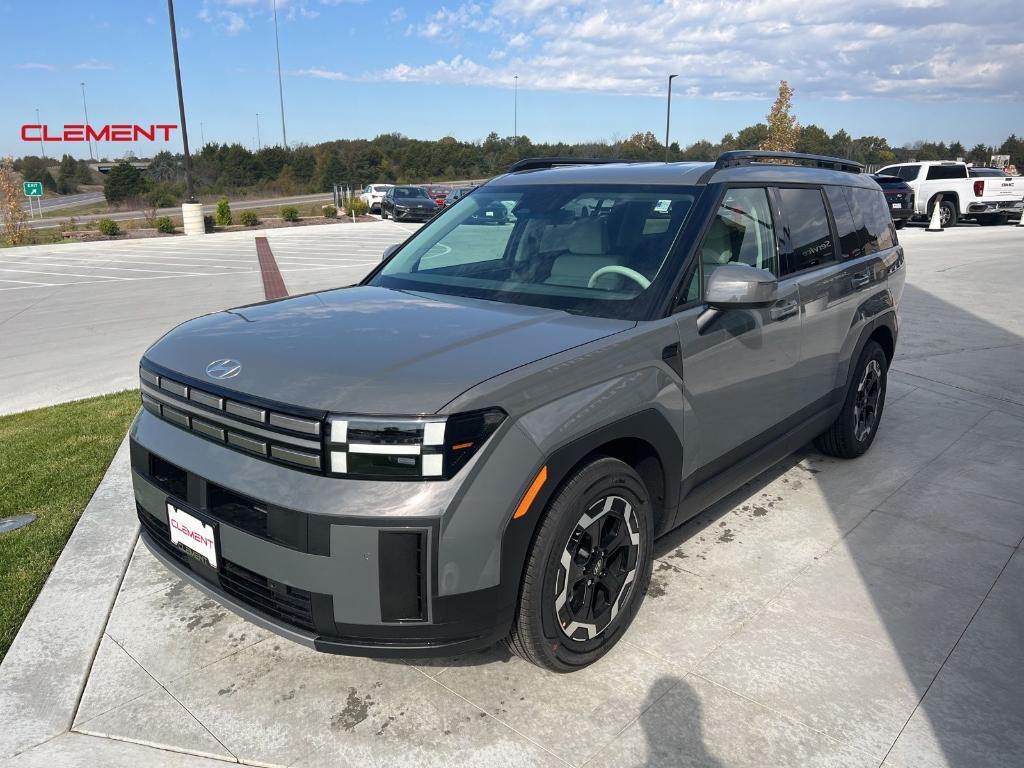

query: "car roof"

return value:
[489, 160, 878, 189]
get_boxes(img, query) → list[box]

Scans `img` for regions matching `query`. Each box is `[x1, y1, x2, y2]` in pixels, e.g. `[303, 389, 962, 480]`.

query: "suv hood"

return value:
[144, 286, 634, 415]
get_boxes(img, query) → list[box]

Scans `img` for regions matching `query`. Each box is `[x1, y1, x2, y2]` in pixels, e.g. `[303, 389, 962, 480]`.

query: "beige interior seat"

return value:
[545, 218, 617, 288]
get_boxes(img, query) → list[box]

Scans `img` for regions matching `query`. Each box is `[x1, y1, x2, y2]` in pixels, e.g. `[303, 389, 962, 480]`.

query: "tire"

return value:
[380, 206, 388, 220]
[894, 219, 906, 230]
[814, 340, 888, 459]
[506, 456, 653, 672]
[978, 215, 995, 226]
[932, 199, 958, 228]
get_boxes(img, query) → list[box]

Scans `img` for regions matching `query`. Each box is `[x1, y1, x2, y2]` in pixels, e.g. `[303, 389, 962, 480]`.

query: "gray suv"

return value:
[131, 151, 904, 671]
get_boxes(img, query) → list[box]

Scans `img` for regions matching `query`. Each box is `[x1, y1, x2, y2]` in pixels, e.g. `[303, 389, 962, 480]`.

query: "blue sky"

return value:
[2, 0, 1021, 160]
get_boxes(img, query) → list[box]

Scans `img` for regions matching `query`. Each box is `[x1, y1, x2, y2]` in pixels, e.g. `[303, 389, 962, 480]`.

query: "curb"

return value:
[0, 436, 138, 759]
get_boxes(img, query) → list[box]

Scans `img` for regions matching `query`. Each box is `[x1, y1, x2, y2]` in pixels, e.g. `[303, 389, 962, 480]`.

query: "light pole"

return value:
[256, 113, 261, 151]
[200, 121, 205, 147]
[665, 74, 677, 163]
[80, 82, 94, 161]
[273, 0, 288, 149]
[36, 108, 47, 162]
[513, 74, 518, 143]
[167, 0, 194, 201]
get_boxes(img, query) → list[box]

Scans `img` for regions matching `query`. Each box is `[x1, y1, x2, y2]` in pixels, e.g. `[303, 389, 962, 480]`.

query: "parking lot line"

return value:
[0, 267, 131, 281]
[0, 278, 58, 286]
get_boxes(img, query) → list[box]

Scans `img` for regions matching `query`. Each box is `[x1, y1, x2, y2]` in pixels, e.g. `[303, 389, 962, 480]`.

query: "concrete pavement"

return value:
[1, 223, 1023, 767]
[0, 219, 420, 415]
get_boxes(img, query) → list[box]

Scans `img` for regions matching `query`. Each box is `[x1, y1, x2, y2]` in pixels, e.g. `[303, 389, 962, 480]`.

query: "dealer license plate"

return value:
[167, 502, 218, 568]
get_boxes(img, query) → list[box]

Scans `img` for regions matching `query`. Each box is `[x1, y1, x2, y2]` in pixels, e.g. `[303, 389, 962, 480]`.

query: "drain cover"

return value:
[0, 515, 36, 534]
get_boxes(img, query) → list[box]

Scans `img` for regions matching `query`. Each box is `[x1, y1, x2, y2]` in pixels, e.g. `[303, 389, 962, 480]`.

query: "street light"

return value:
[273, 0, 288, 149]
[166, 0, 194, 202]
[256, 112, 261, 151]
[513, 74, 519, 143]
[665, 74, 677, 163]
[36, 108, 46, 162]
[80, 82, 94, 161]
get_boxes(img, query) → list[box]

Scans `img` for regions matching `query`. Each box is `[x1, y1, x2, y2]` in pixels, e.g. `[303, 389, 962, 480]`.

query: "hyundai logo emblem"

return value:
[206, 358, 241, 380]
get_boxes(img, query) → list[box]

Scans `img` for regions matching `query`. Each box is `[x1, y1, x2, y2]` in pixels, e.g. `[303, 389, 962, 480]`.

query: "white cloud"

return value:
[74, 60, 114, 70]
[322, 0, 1022, 102]
[16, 62, 56, 71]
[389, 7, 406, 23]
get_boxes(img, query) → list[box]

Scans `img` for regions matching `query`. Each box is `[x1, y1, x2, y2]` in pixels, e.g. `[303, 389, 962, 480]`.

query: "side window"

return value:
[698, 187, 777, 291]
[925, 164, 966, 181]
[848, 187, 895, 255]
[776, 188, 834, 275]
[825, 186, 862, 259]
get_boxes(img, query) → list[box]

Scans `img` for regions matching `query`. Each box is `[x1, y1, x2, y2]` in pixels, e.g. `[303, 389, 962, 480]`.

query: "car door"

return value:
[673, 186, 803, 471]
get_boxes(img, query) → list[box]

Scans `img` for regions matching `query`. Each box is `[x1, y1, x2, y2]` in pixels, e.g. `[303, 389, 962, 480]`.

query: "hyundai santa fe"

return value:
[131, 151, 904, 672]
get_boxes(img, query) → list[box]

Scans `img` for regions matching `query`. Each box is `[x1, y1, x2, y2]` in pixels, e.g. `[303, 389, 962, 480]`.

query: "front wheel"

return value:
[506, 457, 653, 672]
[380, 206, 388, 219]
[815, 340, 888, 459]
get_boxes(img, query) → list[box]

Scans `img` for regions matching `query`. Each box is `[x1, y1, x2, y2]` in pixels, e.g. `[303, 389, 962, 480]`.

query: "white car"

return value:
[359, 184, 393, 213]
[876, 161, 1023, 227]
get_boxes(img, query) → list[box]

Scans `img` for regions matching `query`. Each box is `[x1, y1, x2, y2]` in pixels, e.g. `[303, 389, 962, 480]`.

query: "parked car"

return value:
[423, 185, 452, 206]
[380, 186, 439, 222]
[967, 167, 1023, 225]
[358, 183, 393, 213]
[443, 186, 476, 206]
[131, 150, 903, 672]
[871, 174, 914, 229]
[876, 160, 1023, 227]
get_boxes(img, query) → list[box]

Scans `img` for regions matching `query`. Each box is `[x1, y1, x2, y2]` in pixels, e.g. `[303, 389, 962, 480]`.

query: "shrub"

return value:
[322, 204, 337, 219]
[97, 218, 120, 236]
[346, 197, 369, 217]
[215, 197, 232, 226]
[281, 206, 299, 222]
[239, 210, 259, 226]
[155, 216, 175, 234]
[203, 215, 215, 233]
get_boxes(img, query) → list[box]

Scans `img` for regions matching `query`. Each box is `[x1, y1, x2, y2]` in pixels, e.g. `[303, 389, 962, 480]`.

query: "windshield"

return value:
[367, 184, 699, 319]
[394, 187, 429, 198]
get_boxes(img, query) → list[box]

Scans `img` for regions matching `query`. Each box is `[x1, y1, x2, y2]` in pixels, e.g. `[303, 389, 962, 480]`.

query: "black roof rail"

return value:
[714, 150, 863, 174]
[506, 157, 627, 173]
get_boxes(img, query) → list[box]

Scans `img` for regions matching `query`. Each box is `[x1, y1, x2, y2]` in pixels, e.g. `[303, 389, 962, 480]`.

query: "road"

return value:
[0, 219, 420, 414]
[20, 191, 105, 213]
[24, 192, 335, 230]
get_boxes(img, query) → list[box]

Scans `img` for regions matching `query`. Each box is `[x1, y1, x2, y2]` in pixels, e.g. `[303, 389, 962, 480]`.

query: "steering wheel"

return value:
[587, 265, 651, 290]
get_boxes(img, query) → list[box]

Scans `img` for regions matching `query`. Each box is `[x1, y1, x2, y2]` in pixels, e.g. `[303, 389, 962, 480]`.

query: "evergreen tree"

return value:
[103, 161, 146, 204]
[762, 81, 799, 152]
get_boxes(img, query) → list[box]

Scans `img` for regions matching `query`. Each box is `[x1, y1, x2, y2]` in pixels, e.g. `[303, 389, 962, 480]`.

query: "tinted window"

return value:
[879, 165, 920, 181]
[925, 164, 967, 180]
[968, 167, 1006, 177]
[849, 187, 895, 255]
[699, 188, 777, 290]
[825, 186, 861, 259]
[777, 188, 834, 274]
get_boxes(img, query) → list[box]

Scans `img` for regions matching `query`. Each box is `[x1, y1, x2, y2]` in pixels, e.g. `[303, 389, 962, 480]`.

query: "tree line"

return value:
[10, 127, 1022, 207]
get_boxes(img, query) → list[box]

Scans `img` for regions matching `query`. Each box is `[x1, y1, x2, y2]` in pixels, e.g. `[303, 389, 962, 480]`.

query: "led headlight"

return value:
[328, 408, 506, 480]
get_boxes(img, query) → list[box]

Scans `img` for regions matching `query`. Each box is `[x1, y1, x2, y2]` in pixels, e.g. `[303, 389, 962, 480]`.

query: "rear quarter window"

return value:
[848, 187, 895, 255]
[776, 187, 834, 274]
[824, 186, 862, 259]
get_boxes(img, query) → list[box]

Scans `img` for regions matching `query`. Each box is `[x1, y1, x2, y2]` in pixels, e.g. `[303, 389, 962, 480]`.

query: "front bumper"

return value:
[129, 406, 542, 657]
[392, 207, 436, 222]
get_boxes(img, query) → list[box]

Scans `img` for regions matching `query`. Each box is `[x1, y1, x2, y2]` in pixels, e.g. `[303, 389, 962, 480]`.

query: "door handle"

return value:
[852, 271, 872, 288]
[769, 299, 799, 321]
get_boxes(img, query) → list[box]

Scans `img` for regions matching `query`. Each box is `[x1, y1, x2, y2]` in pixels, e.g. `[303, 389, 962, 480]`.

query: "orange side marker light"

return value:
[513, 465, 548, 520]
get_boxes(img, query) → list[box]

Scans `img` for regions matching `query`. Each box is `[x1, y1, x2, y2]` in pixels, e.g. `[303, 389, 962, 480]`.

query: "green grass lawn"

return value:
[0, 390, 140, 662]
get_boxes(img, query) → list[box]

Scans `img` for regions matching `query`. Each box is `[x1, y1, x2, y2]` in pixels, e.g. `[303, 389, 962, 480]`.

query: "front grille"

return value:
[138, 505, 317, 633]
[220, 561, 316, 632]
[140, 366, 325, 474]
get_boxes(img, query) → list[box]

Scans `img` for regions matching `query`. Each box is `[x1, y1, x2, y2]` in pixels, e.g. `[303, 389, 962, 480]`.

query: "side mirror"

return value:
[704, 263, 778, 308]
[382, 244, 399, 260]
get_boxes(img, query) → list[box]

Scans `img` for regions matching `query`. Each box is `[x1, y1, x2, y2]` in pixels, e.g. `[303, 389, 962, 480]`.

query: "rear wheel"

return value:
[932, 199, 958, 228]
[814, 340, 888, 459]
[894, 219, 906, 230]
[506, 457, 653, 672]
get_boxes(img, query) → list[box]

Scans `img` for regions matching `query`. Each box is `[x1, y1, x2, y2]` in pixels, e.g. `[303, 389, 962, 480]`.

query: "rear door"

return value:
[674, 186, 803, 469]
[787, 184, 896, 407]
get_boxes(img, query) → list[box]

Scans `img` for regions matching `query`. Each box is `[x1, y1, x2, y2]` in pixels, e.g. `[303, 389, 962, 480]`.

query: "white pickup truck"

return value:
[876, 161, 1022, 227]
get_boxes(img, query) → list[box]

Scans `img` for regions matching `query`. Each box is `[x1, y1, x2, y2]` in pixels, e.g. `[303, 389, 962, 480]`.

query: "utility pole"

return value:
[513, 74, 518, 143]
[200, 121, 205, 147]
[36, 108, 47, 162]
[80, 82, 94, 160]
[273, 0, 288, 149]
[166, 0, 195, 201]
[665, 74, 677, 163]
[256, 113, 261, 151]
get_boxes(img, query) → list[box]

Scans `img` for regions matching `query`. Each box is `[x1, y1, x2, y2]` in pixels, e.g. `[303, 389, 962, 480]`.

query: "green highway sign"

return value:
[23, 181, 43, 197]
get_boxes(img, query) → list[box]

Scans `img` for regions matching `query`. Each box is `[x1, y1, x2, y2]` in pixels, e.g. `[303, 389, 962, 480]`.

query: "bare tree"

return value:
[1, 157, 28, 246]
[762, 80, 800, 152]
